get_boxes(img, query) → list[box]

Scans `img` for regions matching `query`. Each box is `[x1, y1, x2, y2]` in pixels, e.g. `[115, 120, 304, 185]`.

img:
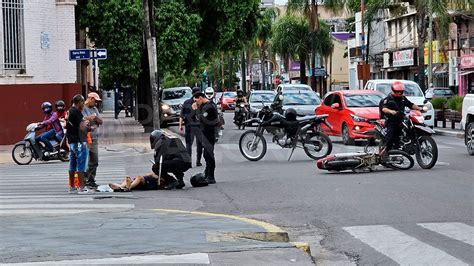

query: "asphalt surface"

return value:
[1, 112, 472, 265]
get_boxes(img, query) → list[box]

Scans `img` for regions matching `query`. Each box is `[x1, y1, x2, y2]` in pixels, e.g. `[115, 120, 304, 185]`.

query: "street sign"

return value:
[95, 49, 107, 60]
[69, 49, 91, 61]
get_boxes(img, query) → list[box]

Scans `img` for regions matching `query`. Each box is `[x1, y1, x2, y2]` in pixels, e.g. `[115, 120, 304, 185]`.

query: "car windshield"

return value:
[223, 92, 237, 98]
[344, 94, 384, 107]
[163, 89, 192, 100]
[283, 93, 321, 105]
[250, 93, 276, 103]
[282, 86, 311, 91]
[377, 82, 424, 97]
[434, 89, 452, 96]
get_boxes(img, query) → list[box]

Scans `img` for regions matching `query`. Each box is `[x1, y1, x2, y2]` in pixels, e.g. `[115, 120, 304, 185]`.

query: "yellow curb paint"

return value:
[153, 209, 284, 233]
[291, 242, 311, 255]
[206, 231, 289, 243]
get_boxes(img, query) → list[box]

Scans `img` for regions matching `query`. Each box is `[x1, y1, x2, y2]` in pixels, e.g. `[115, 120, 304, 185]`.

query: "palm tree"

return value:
[256, 8, 278, 90]
[325, 0, 472, 91]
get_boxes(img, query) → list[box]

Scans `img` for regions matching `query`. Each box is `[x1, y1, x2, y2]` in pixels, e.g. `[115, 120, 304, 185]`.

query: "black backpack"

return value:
[190, 173, 208, 187]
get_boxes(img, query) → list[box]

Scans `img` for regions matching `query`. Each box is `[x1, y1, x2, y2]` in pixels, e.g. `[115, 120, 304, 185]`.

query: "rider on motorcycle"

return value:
[205, 87, 215, 102]
[234, 89, 248, 123]
[380, 80, 422, 154]
[36, 102, 64, 152]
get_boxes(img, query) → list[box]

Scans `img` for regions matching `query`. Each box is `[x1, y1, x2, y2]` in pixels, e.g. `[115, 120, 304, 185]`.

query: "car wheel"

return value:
[466, 122, 474, 156]
[342, 124, 355, 145]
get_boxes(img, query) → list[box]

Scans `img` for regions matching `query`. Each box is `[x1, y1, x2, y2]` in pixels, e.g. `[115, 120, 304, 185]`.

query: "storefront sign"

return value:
[290, 61, 300, 71]
[460, 54, 474, 69]
[392, 49, 414, 67]
[424, 41, 448, 65]
[383, 53, 390, 68]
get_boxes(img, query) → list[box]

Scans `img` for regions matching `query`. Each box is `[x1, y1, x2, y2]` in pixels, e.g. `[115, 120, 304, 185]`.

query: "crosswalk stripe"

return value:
[0, 209, 91, 215]
[2, 253, 211, 265]
[343, 225, 467, 265]
[0, 195, 134, 199]
[0, 198, 93, 203]
[0, 203, 135, 209]
[418, 223, 474, 246]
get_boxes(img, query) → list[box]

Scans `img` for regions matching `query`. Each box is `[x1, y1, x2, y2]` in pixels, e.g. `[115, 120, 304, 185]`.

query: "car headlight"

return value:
[425, 102, 433, 111]
[161, 104, 170, 111]
[350, 114, 367, 122]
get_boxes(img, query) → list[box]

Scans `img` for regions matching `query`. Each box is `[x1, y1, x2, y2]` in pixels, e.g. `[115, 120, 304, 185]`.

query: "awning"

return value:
[433, 64, 448, 74]
[459, 71, 474, 76]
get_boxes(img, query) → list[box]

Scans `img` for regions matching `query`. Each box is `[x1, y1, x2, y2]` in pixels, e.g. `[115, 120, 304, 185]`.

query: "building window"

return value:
[399, 20, 403, 34]
[407, 18, 412, 33]
[388, 22, 392, 36]
[1, 0, 25, 73]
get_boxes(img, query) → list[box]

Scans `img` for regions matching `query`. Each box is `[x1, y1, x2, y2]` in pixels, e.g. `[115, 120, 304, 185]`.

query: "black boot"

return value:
[176, 176, 185, 189]
[205, 176, 216, 184]
[163, 180, 180, 190]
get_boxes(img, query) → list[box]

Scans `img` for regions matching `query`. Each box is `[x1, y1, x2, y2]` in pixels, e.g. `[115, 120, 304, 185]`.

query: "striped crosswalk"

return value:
[0, 157, 135, 216]
[343, 223, 474, 265]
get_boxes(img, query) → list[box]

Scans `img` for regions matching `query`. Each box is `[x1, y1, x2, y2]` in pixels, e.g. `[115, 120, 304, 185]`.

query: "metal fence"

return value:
[1, 0, 25, 73]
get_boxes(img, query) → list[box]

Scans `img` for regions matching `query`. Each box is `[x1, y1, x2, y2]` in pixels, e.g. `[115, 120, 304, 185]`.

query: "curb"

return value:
[153, 209, 290, 243]
[291, 241, 312, 255]
[434, 129, 464, 139]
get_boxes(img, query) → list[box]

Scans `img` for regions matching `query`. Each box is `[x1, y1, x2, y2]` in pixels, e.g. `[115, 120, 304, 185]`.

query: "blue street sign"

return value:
[309, 68, 327, 77]
[69, 49, 91, 61]
[95, 49, 107, 60]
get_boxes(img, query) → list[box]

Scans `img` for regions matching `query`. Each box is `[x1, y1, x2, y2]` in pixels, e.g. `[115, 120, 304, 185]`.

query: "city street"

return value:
[0, 113, 472, 265]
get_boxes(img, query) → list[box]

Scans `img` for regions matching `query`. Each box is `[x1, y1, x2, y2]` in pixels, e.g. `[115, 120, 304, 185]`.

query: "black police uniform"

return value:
[196, 101, 219, 183]
[151, 133, 192, 189]
[380, 94, 415, 151]
[180, 97, 203, 164]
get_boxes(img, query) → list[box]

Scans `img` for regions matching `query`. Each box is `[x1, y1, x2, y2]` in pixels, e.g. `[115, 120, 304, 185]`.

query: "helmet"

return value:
[205, 87, 215, 99]
[149, 130, 164, 149]
[237, 89, 244, 97]
[391, 81, 405, 98]
[284, 108, 297, 121]
[192, 87, 201, 94]
[55, 100, 65, 112]
[41, 102, 53, 114]
[190, 173, 209, 187]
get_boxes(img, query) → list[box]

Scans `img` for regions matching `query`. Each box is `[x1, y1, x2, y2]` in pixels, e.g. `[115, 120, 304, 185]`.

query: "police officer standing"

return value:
[380, 81, 421, 155]
[179, 87, 203, 166]
[192, 91, 219, 184]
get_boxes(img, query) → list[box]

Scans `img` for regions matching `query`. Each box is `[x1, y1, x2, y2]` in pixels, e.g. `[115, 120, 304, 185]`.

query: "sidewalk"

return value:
[0, 209, 313, 265]
[433, 121, 465, 138]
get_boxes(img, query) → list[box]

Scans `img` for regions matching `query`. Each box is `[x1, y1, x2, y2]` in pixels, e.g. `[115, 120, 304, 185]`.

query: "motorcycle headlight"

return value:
[161, 104, 170, 111]
[350, 114, 367, 122]
[240, 103, 245, 108]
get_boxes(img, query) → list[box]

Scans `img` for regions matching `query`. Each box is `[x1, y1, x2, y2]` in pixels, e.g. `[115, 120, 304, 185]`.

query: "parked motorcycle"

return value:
[239, 106, 333, 161]
[377, 108, 438, 169]
[234, 103, 249, 130]
[12, 123, 69, 165]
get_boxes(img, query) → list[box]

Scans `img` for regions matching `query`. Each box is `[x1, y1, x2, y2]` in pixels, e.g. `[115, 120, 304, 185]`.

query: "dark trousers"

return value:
[384, 121, 403, 151]
[185, 126, 203, 163]
[199, 132, 216, 179]
[86, 139, 99, 184]
[152, 160, 191, 183]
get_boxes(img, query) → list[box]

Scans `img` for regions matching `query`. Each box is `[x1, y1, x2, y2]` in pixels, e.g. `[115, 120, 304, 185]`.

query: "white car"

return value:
[363, 79, 435, 127]
[461, 94, 474, 155]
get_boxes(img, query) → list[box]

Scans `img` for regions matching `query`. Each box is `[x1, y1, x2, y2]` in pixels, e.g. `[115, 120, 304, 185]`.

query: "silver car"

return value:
[249, 90, 277, 117]
[159, 87, 192, 126]
[274, 91, 322, 116]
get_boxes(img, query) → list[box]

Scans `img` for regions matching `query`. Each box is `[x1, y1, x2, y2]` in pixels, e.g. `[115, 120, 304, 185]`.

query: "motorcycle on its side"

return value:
[12, 123, 70, 165]
[239, 106, 333, 161]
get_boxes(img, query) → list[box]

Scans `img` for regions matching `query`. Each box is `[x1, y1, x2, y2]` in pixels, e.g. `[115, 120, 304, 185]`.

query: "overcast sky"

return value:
[274, 0, 287, 5]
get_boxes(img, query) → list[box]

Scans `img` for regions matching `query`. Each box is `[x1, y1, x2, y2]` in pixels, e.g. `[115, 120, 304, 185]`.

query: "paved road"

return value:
[1, 113, 472, 265]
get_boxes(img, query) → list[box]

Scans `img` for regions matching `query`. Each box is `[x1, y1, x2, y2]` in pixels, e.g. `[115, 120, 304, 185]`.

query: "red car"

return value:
[220, 91, 237, 111]
[316, 90, 385, 145]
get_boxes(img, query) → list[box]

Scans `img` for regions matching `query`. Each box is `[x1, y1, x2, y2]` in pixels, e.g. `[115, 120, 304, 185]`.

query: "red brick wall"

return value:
[0, 83, 81, 145]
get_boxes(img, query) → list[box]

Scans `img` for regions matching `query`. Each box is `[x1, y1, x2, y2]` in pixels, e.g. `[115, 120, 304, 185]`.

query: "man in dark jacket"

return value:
[192, 92, 219, 184]
[150, 130, 192, 190]
[179, 87, 203, 166]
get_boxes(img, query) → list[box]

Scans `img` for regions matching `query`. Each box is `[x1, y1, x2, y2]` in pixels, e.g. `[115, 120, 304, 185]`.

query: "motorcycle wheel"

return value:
[303, 132, 333, 160]
[415, 135, 438, 169]
[12, 144, 33, 165]
[58, 150, 70, 162]
[239, 130, 267, 161]
[384, 150, 414, 170]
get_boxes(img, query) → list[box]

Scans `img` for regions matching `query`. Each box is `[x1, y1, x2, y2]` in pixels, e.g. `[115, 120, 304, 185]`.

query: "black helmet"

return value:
[150, 130, 164, 149]
[41, 102, 53, 114]
[192, 87, 201, 94]
[55, 100, 65, 112]
[190, 173, 208, 187]
[285, 108, 297, 121]
[237, 89, 244, 97]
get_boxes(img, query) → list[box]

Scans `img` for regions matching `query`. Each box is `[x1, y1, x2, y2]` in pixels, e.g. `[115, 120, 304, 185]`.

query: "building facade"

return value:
[0, 0, 80, 144]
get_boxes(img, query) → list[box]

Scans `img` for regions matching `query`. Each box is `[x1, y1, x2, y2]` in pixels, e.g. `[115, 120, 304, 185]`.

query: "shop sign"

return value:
[393, 49, 414, 67]
[460, 54, 474, 69]
[383, 53, 390, 68]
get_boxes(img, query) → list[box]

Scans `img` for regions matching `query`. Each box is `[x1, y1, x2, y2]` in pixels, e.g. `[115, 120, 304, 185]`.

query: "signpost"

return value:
[69, 48, 107, 91]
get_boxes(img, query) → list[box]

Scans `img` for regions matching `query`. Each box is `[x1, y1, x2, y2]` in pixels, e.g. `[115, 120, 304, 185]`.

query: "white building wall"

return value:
[0, 0, 77, 84]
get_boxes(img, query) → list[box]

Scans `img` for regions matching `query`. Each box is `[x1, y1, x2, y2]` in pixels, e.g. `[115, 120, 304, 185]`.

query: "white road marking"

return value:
[0, 203, 135, 209]
[343, 225, 468, 265]
[0, 209, 91, 215]
[2, 253, 211, 265]
[418, 223, 474, 246]
[0, 198, 93, 203]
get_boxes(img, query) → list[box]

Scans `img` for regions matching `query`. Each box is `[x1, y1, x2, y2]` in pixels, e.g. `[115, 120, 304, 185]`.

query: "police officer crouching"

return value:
[150, 130, 192, 190]
[192, 92, 219, 184]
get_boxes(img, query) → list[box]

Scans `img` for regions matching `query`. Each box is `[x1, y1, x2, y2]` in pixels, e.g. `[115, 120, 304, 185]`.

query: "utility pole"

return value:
[241, 51, 246, 93]
[142, 0, 160, 129]
[427, 0, 433, 88]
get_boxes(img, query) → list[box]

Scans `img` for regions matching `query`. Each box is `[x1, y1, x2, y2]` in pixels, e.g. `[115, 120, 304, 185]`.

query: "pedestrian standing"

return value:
[67, 94, 95, 194]
[179, 87, 203, 167]
[82, 92, 103, 189]
[192, 92, 219, 184]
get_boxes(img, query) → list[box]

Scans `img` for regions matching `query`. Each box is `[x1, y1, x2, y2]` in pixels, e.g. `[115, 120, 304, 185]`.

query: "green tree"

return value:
[256, 8, 278, 90]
